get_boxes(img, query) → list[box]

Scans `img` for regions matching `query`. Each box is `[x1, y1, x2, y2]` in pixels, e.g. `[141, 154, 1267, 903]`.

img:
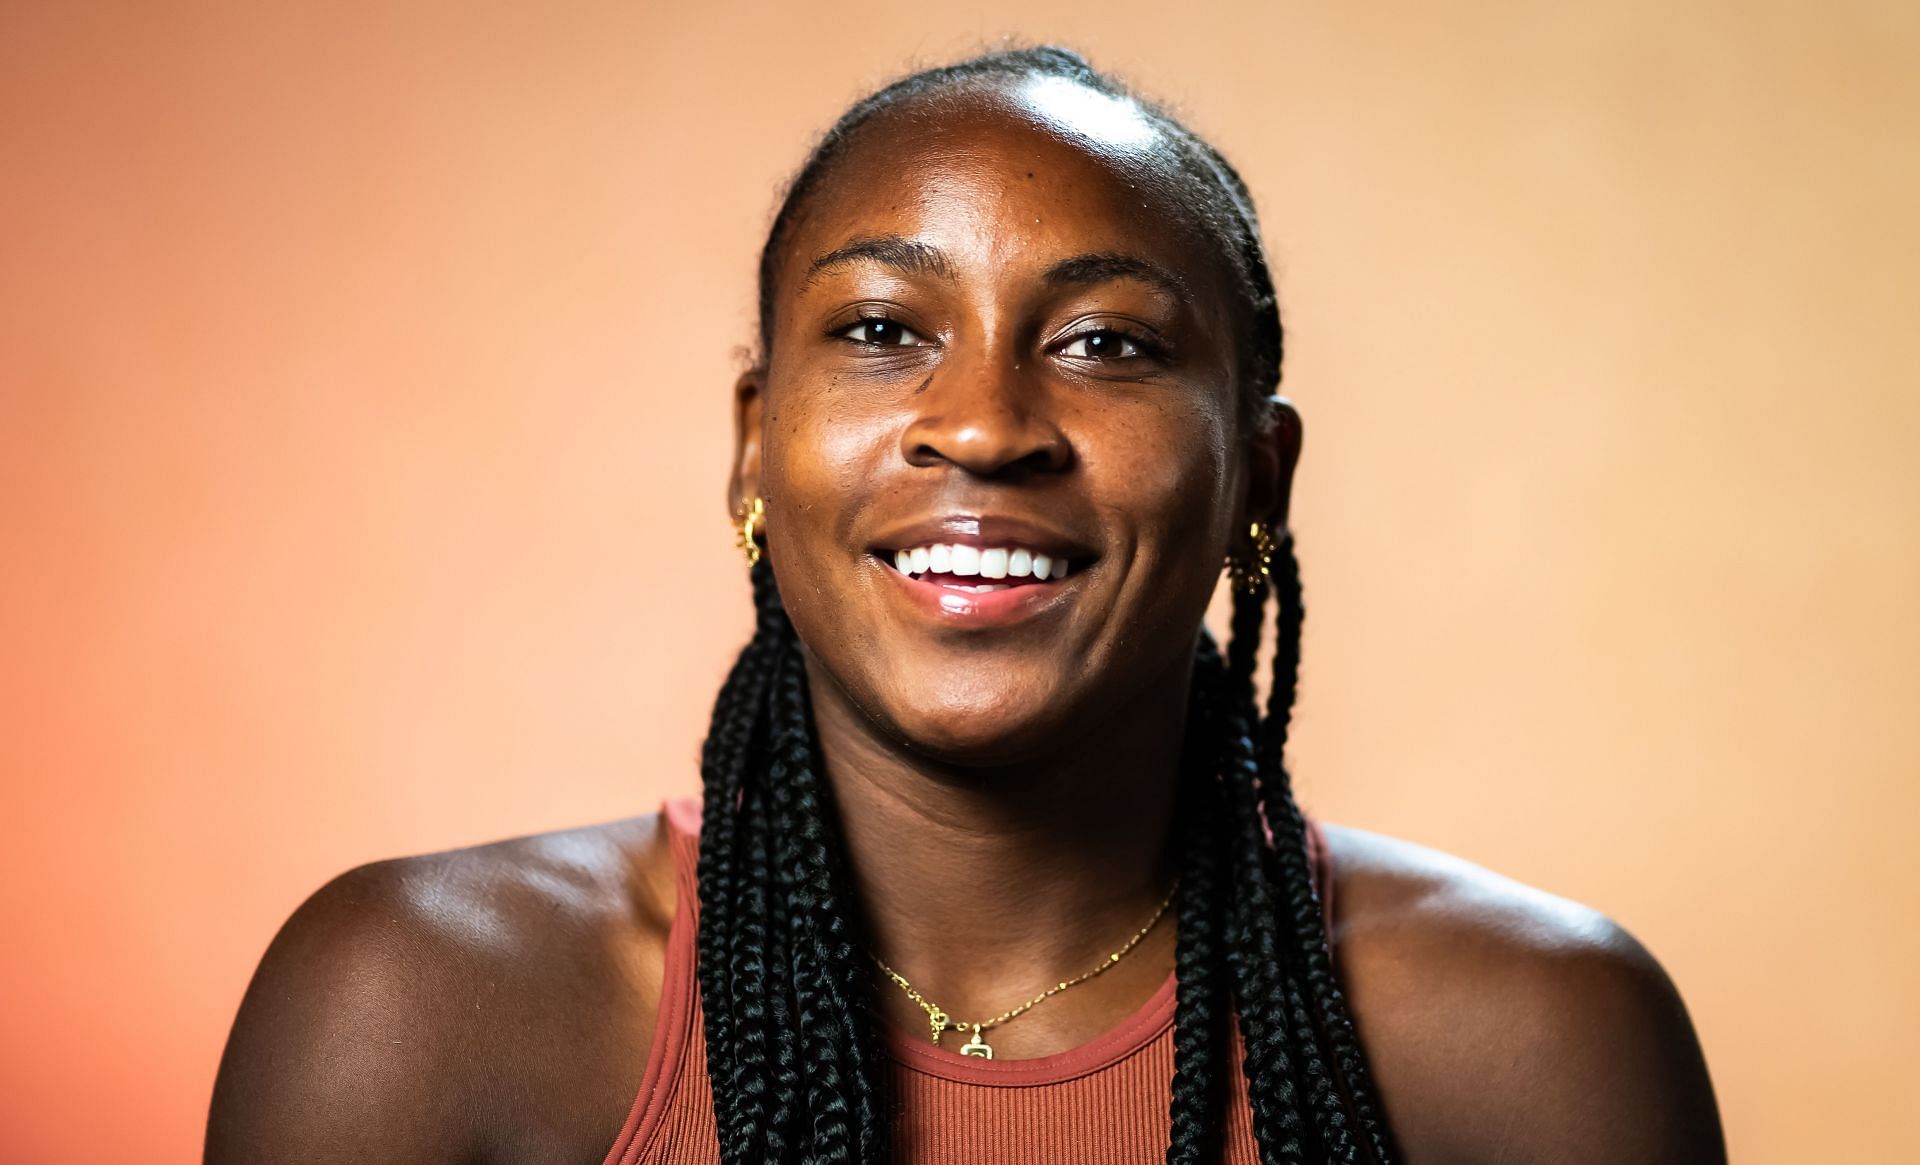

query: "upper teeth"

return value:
[891, 544, 1070, 581]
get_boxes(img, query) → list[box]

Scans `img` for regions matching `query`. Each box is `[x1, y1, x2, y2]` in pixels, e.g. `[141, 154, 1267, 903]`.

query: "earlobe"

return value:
[728, 368, 767, 518]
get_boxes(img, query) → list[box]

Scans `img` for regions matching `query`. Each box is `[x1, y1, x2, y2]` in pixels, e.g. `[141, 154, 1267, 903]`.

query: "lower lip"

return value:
[876, 560, 1080, 625]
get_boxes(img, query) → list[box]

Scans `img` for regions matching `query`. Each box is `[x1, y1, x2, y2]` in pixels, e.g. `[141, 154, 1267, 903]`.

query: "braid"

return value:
[1165, 635, 1235, 1165]
[696, 561, 789, 1159]
[1218, 660, 1314, 1162]
[723, 754, 784, 1156]
[698, 561, 885, 1164]
[1221, 559, 1349, 1162]
[766, 643, 884, 1163]
[1249, 538, 1397, 1164]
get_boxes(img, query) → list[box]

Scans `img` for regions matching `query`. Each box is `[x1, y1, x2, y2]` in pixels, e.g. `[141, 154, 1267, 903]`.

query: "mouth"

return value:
[884, 541, 1076, 591]
[867, 516, 1098, 622]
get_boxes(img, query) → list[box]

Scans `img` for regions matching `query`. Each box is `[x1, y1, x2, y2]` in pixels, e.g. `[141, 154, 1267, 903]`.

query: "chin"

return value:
[872, 672, 1085, 768]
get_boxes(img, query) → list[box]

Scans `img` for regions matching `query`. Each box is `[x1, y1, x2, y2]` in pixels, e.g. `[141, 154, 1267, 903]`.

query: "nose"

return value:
[899, 359, 1073, 480]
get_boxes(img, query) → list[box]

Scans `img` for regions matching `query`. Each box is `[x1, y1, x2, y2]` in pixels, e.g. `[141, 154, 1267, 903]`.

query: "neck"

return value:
[803, 649, 1190, 1048]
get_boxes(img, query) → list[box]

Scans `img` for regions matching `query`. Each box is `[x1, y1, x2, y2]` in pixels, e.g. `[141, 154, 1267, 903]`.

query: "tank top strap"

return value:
[599, 801, 706, 1165]
[1304, 811, 1336, 939]
[662, 796, 703, 878]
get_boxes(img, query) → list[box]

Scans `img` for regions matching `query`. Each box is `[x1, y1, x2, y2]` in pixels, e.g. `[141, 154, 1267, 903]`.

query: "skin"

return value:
[207, 82, 1726, 1165]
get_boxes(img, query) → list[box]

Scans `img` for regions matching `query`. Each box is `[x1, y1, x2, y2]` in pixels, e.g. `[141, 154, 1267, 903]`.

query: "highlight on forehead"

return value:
[1010, 73, 1159, 153]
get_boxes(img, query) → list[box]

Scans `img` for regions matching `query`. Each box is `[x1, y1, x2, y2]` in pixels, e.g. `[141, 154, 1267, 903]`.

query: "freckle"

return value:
[914, 374, 933, 395]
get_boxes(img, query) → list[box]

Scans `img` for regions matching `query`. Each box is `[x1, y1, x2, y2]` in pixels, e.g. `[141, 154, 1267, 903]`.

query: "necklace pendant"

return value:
[959, 1025, 994, 1059]
[927, 1008, 949, 1046]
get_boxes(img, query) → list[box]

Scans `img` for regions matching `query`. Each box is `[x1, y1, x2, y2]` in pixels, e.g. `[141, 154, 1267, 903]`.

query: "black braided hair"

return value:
[695, 46, 1399, 1165]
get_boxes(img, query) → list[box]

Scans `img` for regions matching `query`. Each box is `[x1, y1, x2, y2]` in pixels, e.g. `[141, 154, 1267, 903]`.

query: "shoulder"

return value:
[207, 813, 680, 1165]
[1322, 825, 1726, 1165]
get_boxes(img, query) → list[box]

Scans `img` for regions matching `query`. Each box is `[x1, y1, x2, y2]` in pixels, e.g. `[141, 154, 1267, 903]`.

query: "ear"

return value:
[1241, 394, 1303, 533]
[727, 367, 766, 518]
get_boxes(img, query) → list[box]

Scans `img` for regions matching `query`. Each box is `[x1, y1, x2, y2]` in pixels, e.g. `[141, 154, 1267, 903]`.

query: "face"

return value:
[734, 81, 1298, 765]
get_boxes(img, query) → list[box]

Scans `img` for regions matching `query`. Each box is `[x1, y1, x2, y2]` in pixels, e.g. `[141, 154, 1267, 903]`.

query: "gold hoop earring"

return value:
[1226, 520, 1276, 594]
[734, 496, 765, 567]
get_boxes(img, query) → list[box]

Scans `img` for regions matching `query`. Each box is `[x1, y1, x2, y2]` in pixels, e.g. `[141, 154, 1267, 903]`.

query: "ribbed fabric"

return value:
[600, 797, 1334, 1165]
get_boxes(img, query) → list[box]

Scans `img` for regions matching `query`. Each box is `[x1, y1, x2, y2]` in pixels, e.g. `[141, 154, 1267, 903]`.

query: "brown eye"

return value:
[1059, 330, 1143, 360]
[839, 318, 925, 347]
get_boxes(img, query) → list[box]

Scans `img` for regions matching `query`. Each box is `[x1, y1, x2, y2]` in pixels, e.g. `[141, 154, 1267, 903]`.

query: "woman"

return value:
[207, 48, 1724, 1164]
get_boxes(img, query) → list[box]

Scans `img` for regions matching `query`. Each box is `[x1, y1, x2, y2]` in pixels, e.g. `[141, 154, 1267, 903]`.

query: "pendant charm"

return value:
[959, 1025, 994, 1059]
[927, 1008, 949, 1046]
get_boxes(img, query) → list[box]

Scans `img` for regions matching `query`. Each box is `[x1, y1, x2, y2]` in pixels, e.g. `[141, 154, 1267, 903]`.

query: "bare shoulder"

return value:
[1321, 825, 1725, 1165]
[207, 812, 680, 1165]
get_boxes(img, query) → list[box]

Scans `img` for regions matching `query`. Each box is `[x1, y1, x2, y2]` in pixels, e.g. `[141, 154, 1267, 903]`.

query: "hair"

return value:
[697, 47, 1397, 1165]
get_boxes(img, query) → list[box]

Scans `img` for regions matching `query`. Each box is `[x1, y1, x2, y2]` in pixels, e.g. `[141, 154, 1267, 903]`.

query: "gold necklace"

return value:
[871, 882, 1178, 1060]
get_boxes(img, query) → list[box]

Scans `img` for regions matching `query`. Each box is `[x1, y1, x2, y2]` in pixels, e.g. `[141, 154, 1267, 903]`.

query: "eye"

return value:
[838, 317, 926, 348]
[1058, 329, 1146, 360]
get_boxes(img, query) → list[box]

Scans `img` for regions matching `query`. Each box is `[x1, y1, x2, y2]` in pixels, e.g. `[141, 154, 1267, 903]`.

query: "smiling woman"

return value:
[204, 47, 1726, 1165]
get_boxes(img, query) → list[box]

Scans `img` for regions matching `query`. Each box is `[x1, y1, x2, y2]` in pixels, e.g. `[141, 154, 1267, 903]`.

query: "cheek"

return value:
[756, 386, 901, 648]
[1085, 393, 1240, 561]
[763, 386, 891, 531]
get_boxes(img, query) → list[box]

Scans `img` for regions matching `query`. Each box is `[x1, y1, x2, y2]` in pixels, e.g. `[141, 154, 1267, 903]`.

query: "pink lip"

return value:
[878, 558, 1082, 626]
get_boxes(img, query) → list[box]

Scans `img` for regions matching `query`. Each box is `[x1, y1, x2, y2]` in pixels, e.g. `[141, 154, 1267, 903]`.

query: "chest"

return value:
[609, 1000, 1266, 1165]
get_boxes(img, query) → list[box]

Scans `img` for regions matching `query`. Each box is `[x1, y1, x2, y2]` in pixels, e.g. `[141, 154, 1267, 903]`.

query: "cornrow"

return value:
[697, 45, 1399, 1165]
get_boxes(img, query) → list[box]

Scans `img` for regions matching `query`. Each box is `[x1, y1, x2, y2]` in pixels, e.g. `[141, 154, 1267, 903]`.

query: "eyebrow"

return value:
[800, 238, 1192, 302]
[802, 236, 956, 289]
[1043, 252, 1191, 301]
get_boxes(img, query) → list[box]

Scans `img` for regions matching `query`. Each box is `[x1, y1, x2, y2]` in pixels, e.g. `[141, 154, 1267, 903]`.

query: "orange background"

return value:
[3, 3, 1916, 1161]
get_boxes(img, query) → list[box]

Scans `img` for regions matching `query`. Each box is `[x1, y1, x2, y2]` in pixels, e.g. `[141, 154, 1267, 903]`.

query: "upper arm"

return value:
[1326, 829, 1725, 1165]
[1456, 922, 1726, 1165]
[205, 862, 481, 1165]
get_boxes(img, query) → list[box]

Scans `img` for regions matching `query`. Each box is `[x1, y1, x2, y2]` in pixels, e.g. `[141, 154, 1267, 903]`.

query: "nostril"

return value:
[1012, 443, 1072, 475]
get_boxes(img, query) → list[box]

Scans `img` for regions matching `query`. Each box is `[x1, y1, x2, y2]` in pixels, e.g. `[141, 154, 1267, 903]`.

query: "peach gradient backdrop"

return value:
[3, 3, 1916, 1161]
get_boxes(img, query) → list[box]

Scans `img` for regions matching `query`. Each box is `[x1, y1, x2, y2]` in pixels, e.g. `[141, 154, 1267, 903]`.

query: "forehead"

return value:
[777, 83, 1231, 298]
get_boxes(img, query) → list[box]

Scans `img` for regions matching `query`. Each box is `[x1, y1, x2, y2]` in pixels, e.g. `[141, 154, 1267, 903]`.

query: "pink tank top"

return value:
[600, 797, 1336, 1165]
